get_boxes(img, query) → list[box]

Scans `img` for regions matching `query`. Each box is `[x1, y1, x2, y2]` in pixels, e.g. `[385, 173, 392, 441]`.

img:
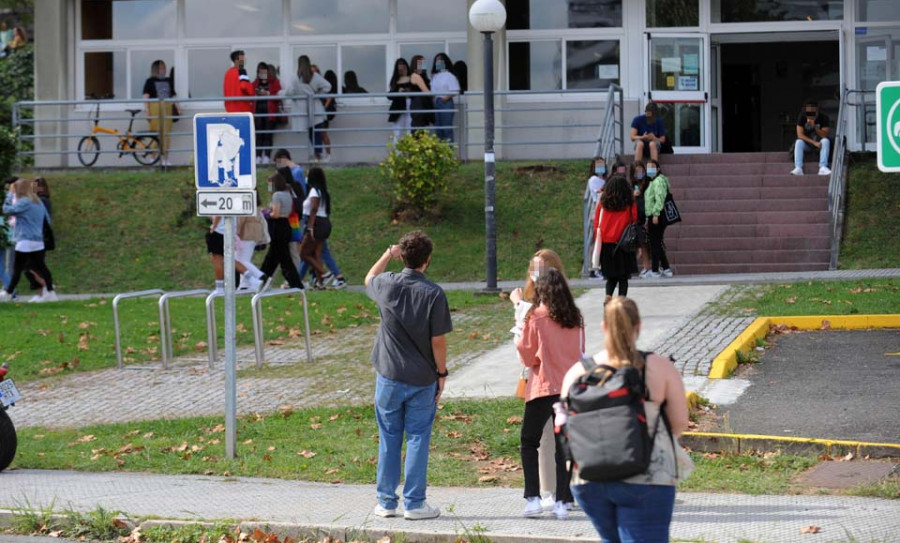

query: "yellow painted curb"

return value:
[708, 314, 900, 379]
[685, 391, 701, 410]
[684, 431, 900, 455]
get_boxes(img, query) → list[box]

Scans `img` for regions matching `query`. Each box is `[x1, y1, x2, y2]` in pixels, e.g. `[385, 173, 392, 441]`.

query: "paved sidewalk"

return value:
[0, 470, 897, 543]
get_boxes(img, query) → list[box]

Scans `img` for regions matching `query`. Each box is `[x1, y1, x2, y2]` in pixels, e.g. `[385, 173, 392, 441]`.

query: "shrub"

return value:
[380, 131, 459, 220]
[0, 45, 34, 127]
[0, 125, 16, 180]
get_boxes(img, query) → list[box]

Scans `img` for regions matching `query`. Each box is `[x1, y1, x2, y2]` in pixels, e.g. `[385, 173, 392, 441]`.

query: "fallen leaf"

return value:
[446, 431, 463, 439]
[821, 320, 831, 330]
[143, 432, 154, 438]
[325, 468, 340, 475]
[194, 341, 208, 351]
[310, 423, 322, 430]
[785, 296, 797, 304]
[243, 439, 253, 445]
[839, 452, 854, 462]
[506, 416, 523, 425]
[800, 526, 821, 534]
[267, 446, 276, 452]
[77, 434, 96, 443]
[478, 475, 498, 483]
[298, 450, 316, 458]
[329, 413, 340, 421]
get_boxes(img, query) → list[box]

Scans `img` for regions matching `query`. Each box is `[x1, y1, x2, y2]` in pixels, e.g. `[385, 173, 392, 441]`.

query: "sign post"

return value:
[876, 81, 900, 173]
[193, 113, 256, 459]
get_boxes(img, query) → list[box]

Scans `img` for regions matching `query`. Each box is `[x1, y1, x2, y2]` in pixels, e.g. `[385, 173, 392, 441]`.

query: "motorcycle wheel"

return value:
[0, 408, 17, 472]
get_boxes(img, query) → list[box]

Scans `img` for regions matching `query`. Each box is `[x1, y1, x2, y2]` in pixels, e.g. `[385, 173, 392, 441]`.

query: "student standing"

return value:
[388, 58, 414, 141]
[142, 60, 178, 167]
[408, 55, 433, 131]
[644, 160, 674, 278]
[281, 55, 332, 161]
[222, 50, 254, 113]
[252, 62, 282, 165]
[430, 53, 460, 143]
[630, 162, 653, 279]
[597, 176, 638, 301]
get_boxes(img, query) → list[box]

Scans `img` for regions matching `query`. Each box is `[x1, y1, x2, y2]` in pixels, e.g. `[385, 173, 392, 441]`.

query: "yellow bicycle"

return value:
[77, 99, 161, 167]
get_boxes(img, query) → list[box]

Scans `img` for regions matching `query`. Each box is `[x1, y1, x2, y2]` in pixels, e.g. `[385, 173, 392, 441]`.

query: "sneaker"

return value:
[639, 269, 652, 279]
[261, 155, 270, 165]
[213, 286, 225, 296]
[552, 501, 569, 520]
[372, 504, 397, 518]
[331, 277, 347, 289]
[646, 270, 661, 278]
[790, 167, 804, 176]
[258, 275, 273, 293]
[540, 493, 556, 512]
[28, 288, 46, 302]
[0, 291, 10, 302]
[322, 154, 332, 163]
[404, 502, 440, 520]
[818, 166, 832, 176]
[255, 156, 262, 165]
[662, 268, 674, 278]
[320, 272, 334, 284]
[162, 158, 173, 167]
[41, 290, 58, 302]
[522, 497, 543, 518]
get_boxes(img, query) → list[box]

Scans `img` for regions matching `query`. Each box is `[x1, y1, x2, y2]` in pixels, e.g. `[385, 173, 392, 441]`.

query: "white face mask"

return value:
[267, 182, 273, 193]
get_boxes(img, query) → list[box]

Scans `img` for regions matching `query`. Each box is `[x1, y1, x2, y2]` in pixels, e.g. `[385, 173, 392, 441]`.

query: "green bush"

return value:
[0, 44, 34, 127]
[0, 125, 16, 180]
[380, 131, 459, 219]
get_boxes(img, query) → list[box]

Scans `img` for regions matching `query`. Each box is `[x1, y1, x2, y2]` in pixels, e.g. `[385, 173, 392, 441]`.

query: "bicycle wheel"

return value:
[77, 136, 100, 167]
[132, 135, 161, 166]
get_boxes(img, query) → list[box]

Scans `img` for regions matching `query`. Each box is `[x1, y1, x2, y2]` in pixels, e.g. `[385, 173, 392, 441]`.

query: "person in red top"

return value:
[596, 175, 638, 302]
[252, 62, 282, 164]
[223, 50, 254, 113]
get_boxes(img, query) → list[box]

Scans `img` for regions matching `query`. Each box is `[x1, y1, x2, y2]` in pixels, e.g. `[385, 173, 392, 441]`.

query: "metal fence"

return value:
[13, 87, 620, 168]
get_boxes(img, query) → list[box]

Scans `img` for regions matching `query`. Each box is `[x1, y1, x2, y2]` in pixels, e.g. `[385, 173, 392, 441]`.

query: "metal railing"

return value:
[205, 289, 257, 369]
[157, 289, 210, 369]
[251, 288, 312, 367]
[113, 289, 165, 369]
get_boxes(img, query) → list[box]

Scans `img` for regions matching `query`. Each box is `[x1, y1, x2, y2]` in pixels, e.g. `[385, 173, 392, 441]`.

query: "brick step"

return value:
[663, 175, 829, 189]
[677, 198, 827, 213]
[670, 211, 830, 225]
[666, 249, 831, 265]
[670, 223, 831, 238]
[620, 152, 801, 165]
[670, 186, 828, 201]
[659, 163, 826, 177]
[671, 262, 831, 275]
[664, 236, 831, 252]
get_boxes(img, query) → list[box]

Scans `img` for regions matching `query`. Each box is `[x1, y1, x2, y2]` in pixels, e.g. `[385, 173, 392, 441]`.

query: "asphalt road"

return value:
[719, 329, 900, 443]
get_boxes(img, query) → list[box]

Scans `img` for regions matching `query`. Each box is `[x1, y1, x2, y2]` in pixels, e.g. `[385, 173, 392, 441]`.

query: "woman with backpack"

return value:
[596, 175, 638, 302]
[644, 159, 674, 278]
[561, 297, 690, 542]
[516, 268, 582, 520]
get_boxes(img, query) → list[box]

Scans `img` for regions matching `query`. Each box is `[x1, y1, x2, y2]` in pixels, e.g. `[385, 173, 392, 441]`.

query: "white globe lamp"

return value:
[468, 0, 506, 33]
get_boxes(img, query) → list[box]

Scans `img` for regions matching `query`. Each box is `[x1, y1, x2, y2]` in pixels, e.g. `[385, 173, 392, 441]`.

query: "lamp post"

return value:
[469, 0, 506, 293]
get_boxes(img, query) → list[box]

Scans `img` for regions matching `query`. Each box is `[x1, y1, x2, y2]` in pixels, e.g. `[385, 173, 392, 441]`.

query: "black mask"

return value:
[804, 109, 817, 116]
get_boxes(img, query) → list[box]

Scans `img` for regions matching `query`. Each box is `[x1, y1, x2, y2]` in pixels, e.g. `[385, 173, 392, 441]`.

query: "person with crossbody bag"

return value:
[597, 176, 639, 303]
[558, 297, 691, 542]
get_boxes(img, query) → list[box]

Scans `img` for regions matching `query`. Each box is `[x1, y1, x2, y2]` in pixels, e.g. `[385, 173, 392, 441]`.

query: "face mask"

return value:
[647, 169, 658, 178]
[804, 110, 816, 116]
[635, 172, 645, 180]
[259, 72, 267, 81]
[594, 166, 606, 176]
[435, 61, 445, 72]
[157, 71, 166, 79]
[267, 183, 273, 193]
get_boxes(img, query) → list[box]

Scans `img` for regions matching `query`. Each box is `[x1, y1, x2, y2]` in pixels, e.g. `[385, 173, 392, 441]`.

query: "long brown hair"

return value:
[604, 297, 641, 369]
[527, 268, 582, 329]
[523, 248, 565, 302]
[13, 178, 38, 203]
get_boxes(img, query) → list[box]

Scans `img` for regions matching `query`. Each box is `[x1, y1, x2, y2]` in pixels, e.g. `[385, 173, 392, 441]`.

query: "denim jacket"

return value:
[2, 193, 48, 243]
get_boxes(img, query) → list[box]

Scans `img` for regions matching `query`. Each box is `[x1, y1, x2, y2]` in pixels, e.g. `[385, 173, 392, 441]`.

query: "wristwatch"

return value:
[436, 370, 449, 378]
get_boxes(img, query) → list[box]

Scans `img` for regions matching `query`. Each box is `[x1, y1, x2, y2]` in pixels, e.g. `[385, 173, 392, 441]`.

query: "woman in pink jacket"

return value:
[516, 268, 583, 520]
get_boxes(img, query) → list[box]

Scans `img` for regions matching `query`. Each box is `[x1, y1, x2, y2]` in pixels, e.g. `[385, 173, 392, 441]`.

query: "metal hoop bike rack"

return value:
[157, 289, 210, 369]
[113, 289, 165, 369]
[251, 288, 313, 368]
[205, 289, 257, 369]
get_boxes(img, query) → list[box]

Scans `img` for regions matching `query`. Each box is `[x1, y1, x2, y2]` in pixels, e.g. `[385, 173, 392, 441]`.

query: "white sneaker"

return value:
[540, 493, 555, 512]
[0, 291, 11, 302]
[404, 502, 440, 520]
[639, 269, 651, 279]
[552, 501, 569, 520]
[662, 268, 674, 278]
[818, 166, 832, 176]
[322, 154, 332, 163]
[261, 155, 270, 165]
[29, 288, 47, 303]
[646, 270, 661, 278]
[790, 167, 804, 176]
[255, 156, 262, 165]
[522, 497, 543, 518]
[41, 290, 58, 302]
[162, 159, 173, 167]
[330, 277, 347, 289]
[213, 286, 225, 296]
[372, 504, 397, 518]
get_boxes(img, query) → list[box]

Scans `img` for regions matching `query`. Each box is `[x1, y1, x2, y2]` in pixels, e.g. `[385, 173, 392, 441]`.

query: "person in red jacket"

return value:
[223, 50, 253, 113]
[596, 175, 638, 303]
[252, 62, 282, 164]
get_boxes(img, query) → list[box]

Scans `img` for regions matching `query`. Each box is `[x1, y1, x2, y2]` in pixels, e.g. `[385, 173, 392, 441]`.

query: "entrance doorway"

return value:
[717, 38, 840, 153]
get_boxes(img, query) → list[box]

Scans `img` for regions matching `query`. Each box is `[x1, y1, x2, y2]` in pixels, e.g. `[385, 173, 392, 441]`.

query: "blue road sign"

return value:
[193, 112, 256, 189]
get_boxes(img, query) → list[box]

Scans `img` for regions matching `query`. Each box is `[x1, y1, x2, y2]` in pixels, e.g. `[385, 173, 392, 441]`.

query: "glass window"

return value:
[399, 43, 445, 74]
[291, 45, 338, 83]
[242, 48, 281, 81]
[857, 0, 900, 21]
[397, 0, 466, 32]
[650, 37, 703, 91]
[507, 0, 622, 30]
[711, 0, 843, 22]
[81, 0, 176, 40]
[130, 50, 175, 99]
[566, 40, 619, 89]
[290, 0, 389, 34]
[84, 51, 127, 99]
[659, 103, 703, 147]
[856, 29, 900, 144]
[340, 44, 386, 94]
[509, 41, 562, 91]
[184, 0, 282, 38]
[187, 48, 231, 99]
[449, 42, 467, 66]
[647, 0, 699, 27]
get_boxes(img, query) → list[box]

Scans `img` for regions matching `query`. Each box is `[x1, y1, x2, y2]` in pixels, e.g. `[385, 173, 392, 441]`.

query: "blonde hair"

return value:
[604, 297, 641, 369]
[524, 248, 565, 302]
[13, 178, 39, 203]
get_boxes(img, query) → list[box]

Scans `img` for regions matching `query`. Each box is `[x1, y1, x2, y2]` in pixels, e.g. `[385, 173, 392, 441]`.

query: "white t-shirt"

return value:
[431, 71, 460, 95]
[588, 175, 605, 196]
[302, 187, 328, 218]
[16, 240, 44, 252]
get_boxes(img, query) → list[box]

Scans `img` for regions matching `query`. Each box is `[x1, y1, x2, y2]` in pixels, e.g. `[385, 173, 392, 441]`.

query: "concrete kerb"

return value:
[681, 432, 900, 459]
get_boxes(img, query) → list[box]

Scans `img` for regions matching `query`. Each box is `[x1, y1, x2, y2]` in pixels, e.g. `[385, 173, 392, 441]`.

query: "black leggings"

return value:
[255, 117, 273, 158]
[260, 219, 303, 288]
[606, 277, 628, 297]
[648, 221, 670, 272]
[521, 394, 573, 502]
[5, 250, 53, 294]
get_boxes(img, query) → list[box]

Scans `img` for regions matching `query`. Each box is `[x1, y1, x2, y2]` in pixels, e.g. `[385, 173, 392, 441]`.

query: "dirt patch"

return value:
[513, 164, 565, 179]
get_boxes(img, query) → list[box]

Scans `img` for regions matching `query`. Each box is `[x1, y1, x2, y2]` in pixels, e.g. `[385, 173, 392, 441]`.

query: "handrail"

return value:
[205, 289, 257, 369]
[157, 289, 210, 369]
[251, 288, 312, 368]
[113, 289, 165, 369]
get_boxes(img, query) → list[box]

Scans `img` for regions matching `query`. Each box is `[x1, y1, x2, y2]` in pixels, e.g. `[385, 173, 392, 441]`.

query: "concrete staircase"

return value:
[636, 152, 832, 275]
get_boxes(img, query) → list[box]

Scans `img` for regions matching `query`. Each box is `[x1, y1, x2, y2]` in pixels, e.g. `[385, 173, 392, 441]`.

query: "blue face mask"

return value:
[647, 169, 658, 178]
[635, 172, 645, 180]
[435, 61, 445, 72]
[594, 166, 606, 176]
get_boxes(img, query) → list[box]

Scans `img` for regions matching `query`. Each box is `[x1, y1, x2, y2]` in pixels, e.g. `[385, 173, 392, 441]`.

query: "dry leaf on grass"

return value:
[298, 450, 316, 458]
[506, 416, 523, 425]
[800, 526, 821, 534]
[478, 475, 498, 483]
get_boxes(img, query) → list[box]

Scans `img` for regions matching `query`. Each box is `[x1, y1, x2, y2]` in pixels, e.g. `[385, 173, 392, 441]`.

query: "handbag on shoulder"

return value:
[661, 191, 682, 225]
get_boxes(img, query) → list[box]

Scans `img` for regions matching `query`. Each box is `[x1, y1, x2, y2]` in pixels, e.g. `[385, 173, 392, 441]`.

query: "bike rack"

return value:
[205, 289, 257, 369]
[251, 288, 313, 368]
[158, 289, 210, 369]
[113, 289, 165, 370]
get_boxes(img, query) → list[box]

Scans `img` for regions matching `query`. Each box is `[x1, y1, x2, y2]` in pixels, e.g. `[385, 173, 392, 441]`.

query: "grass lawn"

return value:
[839, 153, 900, 269]
[21, 161, 587, 295]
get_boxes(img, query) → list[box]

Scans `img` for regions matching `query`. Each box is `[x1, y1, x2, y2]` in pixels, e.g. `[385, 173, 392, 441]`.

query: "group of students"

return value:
[509, 249, 690, 540]
[206, 149, 346, 294]
[388, 53, 463, 143]
[587, 156, 674, 301]
[0, 176, 57, 303]
[0, 20, 27, 58]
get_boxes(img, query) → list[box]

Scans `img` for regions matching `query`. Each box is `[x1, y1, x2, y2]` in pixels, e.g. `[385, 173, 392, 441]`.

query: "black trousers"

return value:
[260, 219, 303, 288]
[521, 394, 573, 502]
[606, 278, 628, 297]
[648, 221, 670, 272]
[255, 116, 273, 158]
[6, 250, 53, 294]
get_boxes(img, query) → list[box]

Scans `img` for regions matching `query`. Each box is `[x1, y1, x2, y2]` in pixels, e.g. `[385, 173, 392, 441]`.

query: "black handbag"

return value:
[661, 192, 682, 225]
[43, 216, 55, 251]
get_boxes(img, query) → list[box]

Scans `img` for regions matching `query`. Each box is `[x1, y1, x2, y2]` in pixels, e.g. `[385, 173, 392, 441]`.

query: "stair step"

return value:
[670, 210, 830, 225]
[661, 175, 828, 189]
[677, 198, 827, 213]
[670, 186, 828, 201]
[671, 263, 831, 275]
[671, 223, 831, 238]
[619, 152, 808, 165]
[665, 237, 831, 252]
[666, 249, 831, 265]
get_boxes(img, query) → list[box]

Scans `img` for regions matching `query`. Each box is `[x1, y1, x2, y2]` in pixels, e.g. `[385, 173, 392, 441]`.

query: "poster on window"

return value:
[677, 76, 699, 91]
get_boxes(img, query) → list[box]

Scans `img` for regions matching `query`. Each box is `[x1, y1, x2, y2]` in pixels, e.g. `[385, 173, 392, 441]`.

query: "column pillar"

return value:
[34, 0, 72, 168]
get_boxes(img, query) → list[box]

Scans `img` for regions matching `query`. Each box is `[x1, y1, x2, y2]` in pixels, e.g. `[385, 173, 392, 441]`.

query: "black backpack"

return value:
[563, 352, 672, 482]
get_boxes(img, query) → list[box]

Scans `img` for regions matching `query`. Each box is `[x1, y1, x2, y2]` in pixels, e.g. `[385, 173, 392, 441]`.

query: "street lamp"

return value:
[469, 0, 506, 293]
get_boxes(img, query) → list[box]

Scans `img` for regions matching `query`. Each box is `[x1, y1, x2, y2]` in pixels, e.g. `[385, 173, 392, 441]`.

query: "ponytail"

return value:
[604, 297, 641, 369]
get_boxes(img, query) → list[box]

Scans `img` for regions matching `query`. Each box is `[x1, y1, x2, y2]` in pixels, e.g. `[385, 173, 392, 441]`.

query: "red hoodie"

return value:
[223, 67, 254, 113]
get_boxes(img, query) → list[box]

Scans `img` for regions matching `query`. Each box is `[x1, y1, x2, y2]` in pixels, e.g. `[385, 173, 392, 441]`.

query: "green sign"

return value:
[876, 81, 900, 172]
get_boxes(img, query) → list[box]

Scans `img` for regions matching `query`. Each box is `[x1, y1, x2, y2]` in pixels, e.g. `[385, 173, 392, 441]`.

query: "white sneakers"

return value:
[818, 166, 832, 176]
[522, 496, 543, 518]
[524, 497, 570, 519]
[662, 268, 674, 278]
[790, 167, 804, 176]
[552, 501, 570, 520]
[404, 502, 440, 520]
[26, 288, 58, 303]
[540, 493, 555, 512]
[0, 291, 10, 302]
[372, 504, 397, 518]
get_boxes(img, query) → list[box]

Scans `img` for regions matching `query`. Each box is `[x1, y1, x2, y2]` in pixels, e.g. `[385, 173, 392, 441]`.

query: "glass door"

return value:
[645, 33, 710, 153]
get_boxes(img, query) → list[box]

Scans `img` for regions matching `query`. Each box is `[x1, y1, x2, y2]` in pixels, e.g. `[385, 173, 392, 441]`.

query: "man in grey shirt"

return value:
[365, 230, 452, 521]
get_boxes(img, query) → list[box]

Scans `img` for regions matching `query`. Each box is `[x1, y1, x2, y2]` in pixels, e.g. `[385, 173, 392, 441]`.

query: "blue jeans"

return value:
[434, 98, 455, 143]
[374, 373, 437, 511]
[794, 137, 830, 169]
[1, 247, 13, 291]
[298, 240, 340, 280]
[308, 122, 327, 157]
[572, 481, 675, 543]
